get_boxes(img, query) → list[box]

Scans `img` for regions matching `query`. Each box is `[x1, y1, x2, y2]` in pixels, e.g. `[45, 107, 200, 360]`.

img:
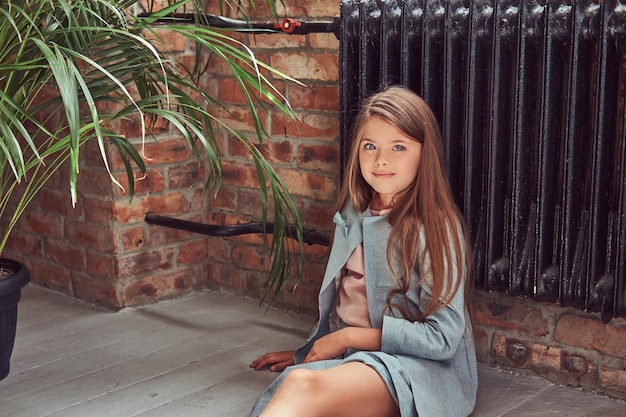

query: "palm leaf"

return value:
[0, 0, 306, 297]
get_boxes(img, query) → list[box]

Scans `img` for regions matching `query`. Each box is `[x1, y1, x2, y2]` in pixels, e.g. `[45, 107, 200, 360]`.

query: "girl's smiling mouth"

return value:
[373, 172, 394, 178]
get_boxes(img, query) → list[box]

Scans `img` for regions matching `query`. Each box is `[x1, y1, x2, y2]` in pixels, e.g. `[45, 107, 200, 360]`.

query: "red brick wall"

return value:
[199, 1, 340, 313]
[3, 0, 340, 310]
[3, 0, 625, 400]
[474, 291, 626, 400]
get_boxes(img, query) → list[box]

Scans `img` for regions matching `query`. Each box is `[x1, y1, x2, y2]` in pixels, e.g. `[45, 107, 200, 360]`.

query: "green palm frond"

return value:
[0, 0, 305, 296]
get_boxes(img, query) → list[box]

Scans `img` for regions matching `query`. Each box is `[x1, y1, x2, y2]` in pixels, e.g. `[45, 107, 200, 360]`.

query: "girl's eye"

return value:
[363, 143, 376, 150]
[392, 145, 406, 151]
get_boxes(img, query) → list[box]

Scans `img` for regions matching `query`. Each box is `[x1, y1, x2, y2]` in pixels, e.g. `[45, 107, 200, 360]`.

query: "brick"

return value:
[87, 251, 117, 279]
[228, 135, 294, 164]
[72, 273, 121, 310]
[245, 0, 296, 17]
[148, 28, 189, 53]
[118, 226, 146, 252]
[562, 354, 590, 378]
[270, 52, 339, 81]
[237, 188, 276, 217]
[207, 50, 270, 79]
[136, 0, 169, 12]
[82, 197, 114, 224]
[114, 197, 149, 223]
[268, 52, 315, 80]
[208, 262, 243, 289]
[240, 269, 266, 293]
[224, 106, 272, 134]
[598, 366, 626, 393]
[493, 335, 595, 384]
[27, 259, 73, 294]
[207, 186, 237, 211]
[204, 105, 263, 135]
[555, 314, 626, 358]
[116, 190, 193, 223]
[309, 33, 340, 50]
[268, 139, 296, 164]
[493, 335, 532, 366]
[287, 85, 340, 111]
[188, 187, 208, 212]
[216, 75, 288, 110]
[141, 138, 192, 164]
[207, 211, 229, 225]
[221, 160, 261, 188]
[272, 111, 339, 140]
[82, 138, 111, 166]
[65, 219, 115, 252]
[116, 248, 176, 278]
[301, 1, 341, 17]
[147, 192, 191, 214]
[232, 244, 269, 271]
[473, 292, 550, 337]
[121, 267, 202, 307]
[218, 78, 254, 105]
[40, 188, 82, 216]
[472, 327, 492, 362]
[301, 241, 328, 259]
[304, 201, 335, 230]
[117, 114, 157, 141]
[298, 143, 340, 172]
[2, 0, 346, 319]
[145, 216, 201, 246]
[77, 166, 116, 198]
[205, 236, 231, 262]
[276, 168, 337, 201]
[113, 167, 166, 197]
[228, 135, 258, 164]
[207, 262, 226, 287]
[167, 160, 205, 188]
[45, 239, 86, 271]
[301, 259, 327, 285]
[24, 211, 63, 238]
[3, 230, 42, 257]
[248, 33, 307, 49]
[177, 239, 208, 265]
[207, 53, 242, 77]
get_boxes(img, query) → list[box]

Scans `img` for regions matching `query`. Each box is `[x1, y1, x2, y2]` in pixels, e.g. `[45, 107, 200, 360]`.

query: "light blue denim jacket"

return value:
[293, 203, 477, 416]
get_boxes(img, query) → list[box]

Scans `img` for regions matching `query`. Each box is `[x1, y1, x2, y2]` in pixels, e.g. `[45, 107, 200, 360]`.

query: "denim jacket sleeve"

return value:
[380, 221, 469, 361]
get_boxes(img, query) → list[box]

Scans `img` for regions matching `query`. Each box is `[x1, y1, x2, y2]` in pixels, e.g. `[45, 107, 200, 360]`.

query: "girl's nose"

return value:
[375, 152, 388, 166]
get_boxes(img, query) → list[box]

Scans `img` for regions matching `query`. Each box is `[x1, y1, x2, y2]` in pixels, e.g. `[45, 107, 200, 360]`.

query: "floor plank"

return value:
[1, 285, 624, 417]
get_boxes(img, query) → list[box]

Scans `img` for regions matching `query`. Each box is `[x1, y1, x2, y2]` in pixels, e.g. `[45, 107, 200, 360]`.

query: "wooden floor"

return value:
[1, 285, 624, 417]
[1, 285, 310, 417]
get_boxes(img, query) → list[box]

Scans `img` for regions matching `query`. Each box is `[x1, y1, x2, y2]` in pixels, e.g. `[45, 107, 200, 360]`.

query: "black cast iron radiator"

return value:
[339, 0, 626, 321]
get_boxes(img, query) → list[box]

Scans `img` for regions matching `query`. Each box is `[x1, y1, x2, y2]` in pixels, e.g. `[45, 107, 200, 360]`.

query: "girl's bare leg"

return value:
[259, 362, 401, 417]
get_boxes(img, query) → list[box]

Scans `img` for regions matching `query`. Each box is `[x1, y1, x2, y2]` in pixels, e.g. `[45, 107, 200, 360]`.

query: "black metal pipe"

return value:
[144, 213, 330, 247]
[136, 12, 340, 38]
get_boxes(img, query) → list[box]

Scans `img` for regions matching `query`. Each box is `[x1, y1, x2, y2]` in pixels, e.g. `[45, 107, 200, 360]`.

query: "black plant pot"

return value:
[0, 258, 30, 381]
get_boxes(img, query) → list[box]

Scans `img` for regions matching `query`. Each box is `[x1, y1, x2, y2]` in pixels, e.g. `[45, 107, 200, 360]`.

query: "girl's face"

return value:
[358, 116, 423, 210]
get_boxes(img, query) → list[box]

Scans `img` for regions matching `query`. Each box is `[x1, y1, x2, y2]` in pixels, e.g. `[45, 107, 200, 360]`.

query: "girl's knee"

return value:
[281, 368, 319, 393]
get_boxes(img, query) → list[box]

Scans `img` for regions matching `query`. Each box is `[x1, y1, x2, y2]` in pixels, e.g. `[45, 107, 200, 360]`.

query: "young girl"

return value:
[249, 87, 477, 417]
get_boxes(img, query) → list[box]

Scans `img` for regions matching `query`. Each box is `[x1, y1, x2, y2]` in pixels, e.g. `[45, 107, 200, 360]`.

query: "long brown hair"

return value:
[336, 87, 473, 321]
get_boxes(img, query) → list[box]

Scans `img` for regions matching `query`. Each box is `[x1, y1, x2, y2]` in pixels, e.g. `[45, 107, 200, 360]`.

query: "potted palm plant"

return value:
[0, 0, 304, 380]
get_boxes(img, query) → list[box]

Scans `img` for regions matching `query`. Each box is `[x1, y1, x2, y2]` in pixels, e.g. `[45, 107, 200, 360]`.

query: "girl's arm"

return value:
[303, 327, 382, 363]
[381, 297, 467, 361]
[379, 222, 469, 361]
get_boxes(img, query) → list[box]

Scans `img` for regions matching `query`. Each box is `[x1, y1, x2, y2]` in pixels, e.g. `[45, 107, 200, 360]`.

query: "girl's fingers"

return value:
[250, 351, 294, 371]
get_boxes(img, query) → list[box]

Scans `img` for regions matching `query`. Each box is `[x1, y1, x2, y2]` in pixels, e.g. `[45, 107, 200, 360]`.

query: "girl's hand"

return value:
[304, 328, 383, 363]
[304, 330, 349, 363]
[249, 351, 294, 372]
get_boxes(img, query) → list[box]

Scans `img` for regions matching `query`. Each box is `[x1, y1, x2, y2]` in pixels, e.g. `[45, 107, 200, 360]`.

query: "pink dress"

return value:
[335, 208, 390, 328]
